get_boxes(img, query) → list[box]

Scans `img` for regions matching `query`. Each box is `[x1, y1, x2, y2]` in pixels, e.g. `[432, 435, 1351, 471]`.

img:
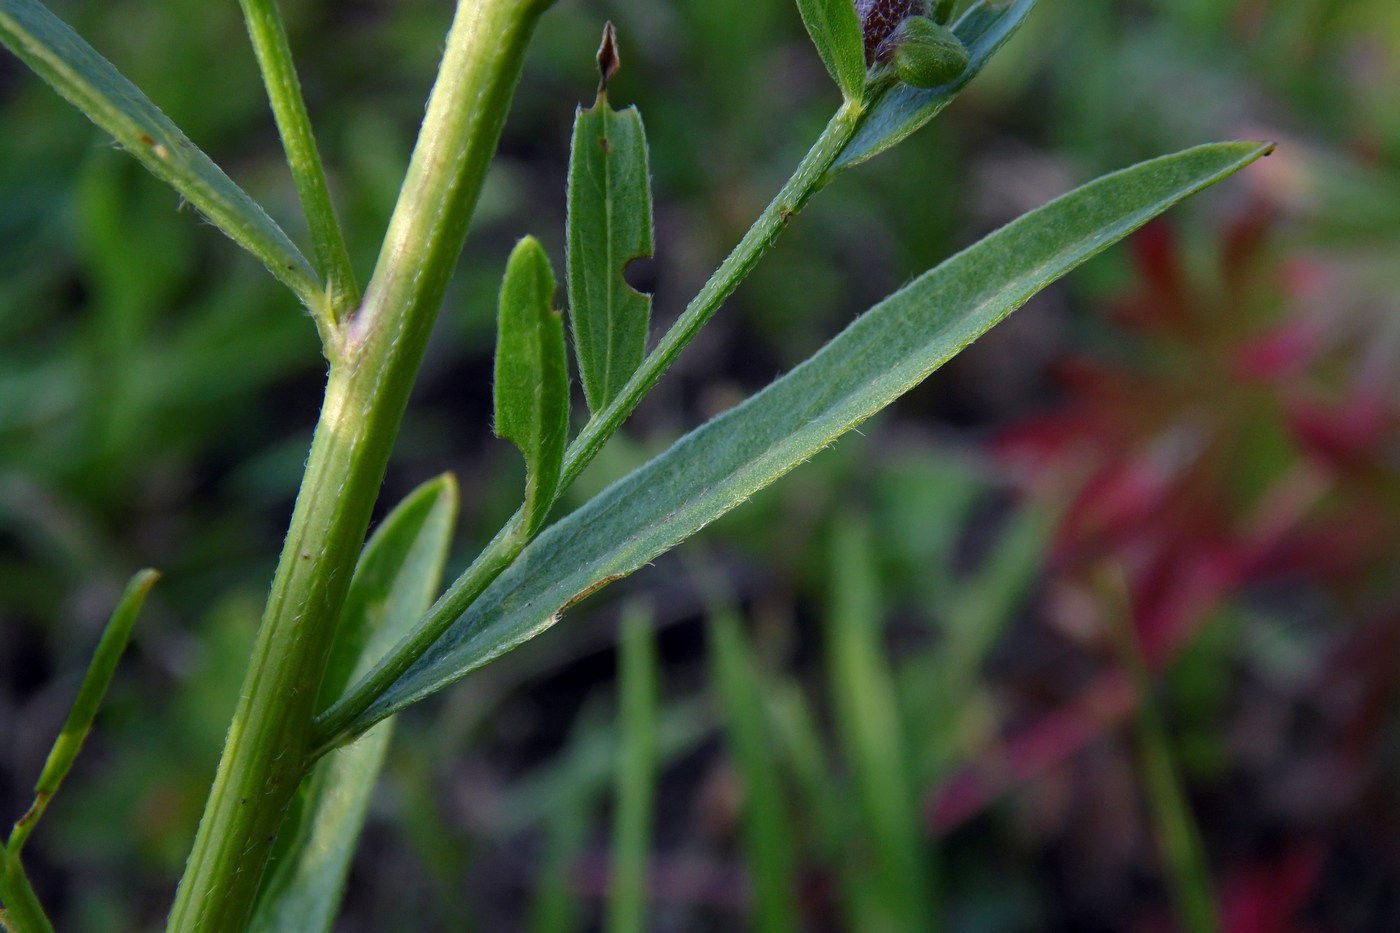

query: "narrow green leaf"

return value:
[248, 475, 457, 933]
[826, 515, 933, 930]
[566, 54, 655, 414]
[238, 0, 359, 318]
[8, 569, 158, 857]
[796, 0, 867, 101]
[333, 141, 1271, 739]
[832, 0, 1036, 173]
[496, 237, 570, 534]
[0, 0, 323, 312]
[2, 570, 157, 933]
[709, 611, 799, 933]
[606, 603, 657, 933]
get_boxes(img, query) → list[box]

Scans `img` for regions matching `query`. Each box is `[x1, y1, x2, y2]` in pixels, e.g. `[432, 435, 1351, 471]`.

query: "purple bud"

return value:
[855, 0, 927, 64]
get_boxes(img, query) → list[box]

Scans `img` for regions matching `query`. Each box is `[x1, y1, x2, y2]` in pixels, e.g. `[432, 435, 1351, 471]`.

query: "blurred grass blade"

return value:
[508, 700, 710, 834]
[944, 506, 1050, 685]
[496, 237, 570, 534]
[7, 569, 158, 856]
[764, 678, 845, 856]
[249, 475, 457, 933]
[607, 603, 657, 933]
[1099, 569, 1221, 933]
[796, 0, 867, 101]
[0, 0, 323, 311]
[529, 801, 591, 933]
[327, 141, 1270, 742]
[832, 0, 1036, 173]
[2, 569, 156, 933]
[709, 610, 799, 933]
[567, 25, 655, 414]
[826, 515, 934, 930]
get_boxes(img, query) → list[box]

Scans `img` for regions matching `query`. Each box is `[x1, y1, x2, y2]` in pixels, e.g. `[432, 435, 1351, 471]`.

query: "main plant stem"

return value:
[166, 2, 551, 930]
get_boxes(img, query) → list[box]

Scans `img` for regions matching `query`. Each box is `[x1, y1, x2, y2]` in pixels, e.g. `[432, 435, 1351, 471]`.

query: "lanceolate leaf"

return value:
[338, 141, 1271, 739]
[0, 0, 322, 309]
[495, 237, 570, 534]
[249, 476, 457, 933]
[832, 0, 1036, 173]
[796, 0, 867, 101]
[567, 62, 655, 414]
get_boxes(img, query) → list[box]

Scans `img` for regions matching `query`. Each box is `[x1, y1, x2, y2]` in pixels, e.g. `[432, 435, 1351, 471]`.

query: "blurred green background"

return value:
[2, 0, 1400, 929]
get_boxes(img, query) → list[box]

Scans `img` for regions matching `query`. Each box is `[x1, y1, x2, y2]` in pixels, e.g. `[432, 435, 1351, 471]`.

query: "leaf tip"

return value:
[597, 21, 621, 94]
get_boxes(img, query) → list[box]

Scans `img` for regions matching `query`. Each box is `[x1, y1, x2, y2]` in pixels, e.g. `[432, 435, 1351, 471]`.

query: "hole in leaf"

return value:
[622, 255, 657, 296]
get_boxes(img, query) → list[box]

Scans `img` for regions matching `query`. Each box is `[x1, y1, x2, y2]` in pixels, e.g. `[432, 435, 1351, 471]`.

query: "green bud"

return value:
[890, 16, 969, 88]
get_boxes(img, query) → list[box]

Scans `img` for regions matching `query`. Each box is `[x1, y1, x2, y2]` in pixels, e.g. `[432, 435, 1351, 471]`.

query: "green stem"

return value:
[238, 0, 358, 339]
[309, 98, 870, 753]
[165, 2, 551, 930]
[0, 852, 54, 933]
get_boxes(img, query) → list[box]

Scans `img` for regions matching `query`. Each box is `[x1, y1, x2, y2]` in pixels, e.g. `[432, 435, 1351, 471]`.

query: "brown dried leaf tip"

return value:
[597, 21, 621, 94]
[855, 0, 926, 64]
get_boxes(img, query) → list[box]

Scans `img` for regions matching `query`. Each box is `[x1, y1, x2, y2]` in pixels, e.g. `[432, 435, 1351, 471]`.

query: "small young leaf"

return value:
[330, 141, 1271, 740]
[8, 569, 158, 857]
[0, 0, 322, 310]
[496, 236, 570, 534]
[796, 0, 867, 101]
[567, 28, 655, 415]
[833, 0, 1036, 173]
[249, 475, 458, 933]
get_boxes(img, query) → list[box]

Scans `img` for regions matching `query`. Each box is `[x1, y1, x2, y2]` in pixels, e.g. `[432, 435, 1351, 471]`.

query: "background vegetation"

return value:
[2, 0, 1398, 929]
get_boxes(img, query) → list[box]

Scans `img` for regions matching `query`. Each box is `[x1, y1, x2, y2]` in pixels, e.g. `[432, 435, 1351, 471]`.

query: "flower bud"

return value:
[889, 16, 968, 88]
[855, 0, 927, 65]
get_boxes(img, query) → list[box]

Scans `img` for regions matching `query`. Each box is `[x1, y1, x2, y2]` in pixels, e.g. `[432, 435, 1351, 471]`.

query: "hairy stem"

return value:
[0, 853, 54, 933]
[165, 1, 551, 930]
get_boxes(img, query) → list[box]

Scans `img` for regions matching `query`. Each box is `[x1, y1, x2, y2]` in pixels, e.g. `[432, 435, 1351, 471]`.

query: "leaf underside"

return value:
[335, 141, 1271, 739]
[0, 0, 321, 306]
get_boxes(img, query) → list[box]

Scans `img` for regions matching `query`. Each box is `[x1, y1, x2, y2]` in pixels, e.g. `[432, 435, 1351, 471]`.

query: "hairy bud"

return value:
[890, 16, 969, 87]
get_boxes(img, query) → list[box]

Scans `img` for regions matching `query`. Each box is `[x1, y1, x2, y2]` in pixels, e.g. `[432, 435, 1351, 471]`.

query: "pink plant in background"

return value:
[929, 198, 1400, 929]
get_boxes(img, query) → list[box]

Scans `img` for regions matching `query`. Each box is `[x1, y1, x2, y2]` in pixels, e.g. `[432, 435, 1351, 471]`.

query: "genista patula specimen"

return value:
[0, 0, 1269, 927]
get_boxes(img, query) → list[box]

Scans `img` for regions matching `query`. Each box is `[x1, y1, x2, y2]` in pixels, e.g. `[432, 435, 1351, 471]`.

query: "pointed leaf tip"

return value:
[597, 21, 620, 93]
